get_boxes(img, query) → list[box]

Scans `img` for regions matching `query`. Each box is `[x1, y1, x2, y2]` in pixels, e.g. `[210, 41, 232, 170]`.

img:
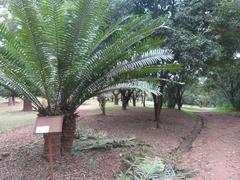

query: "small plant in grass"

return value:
[74, 128, 107, 140]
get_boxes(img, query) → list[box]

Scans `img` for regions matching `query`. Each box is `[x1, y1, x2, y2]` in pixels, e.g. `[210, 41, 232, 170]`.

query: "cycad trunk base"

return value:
[61, 114, 77, 155]
[42, 114, 76, 161]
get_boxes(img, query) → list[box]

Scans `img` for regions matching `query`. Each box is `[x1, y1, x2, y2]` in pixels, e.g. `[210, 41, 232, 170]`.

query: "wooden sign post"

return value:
[34, 116, 63, 180]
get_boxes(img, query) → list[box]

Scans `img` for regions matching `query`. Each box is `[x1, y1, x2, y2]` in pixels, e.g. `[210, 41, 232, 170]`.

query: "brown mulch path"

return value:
[0, 106, 195, 180]
[177, 112, 240, 180]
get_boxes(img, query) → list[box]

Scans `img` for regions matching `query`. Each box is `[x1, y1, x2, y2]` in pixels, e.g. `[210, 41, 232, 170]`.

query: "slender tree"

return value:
[97, 95, 106, 115]
[112, 90, 120, 105]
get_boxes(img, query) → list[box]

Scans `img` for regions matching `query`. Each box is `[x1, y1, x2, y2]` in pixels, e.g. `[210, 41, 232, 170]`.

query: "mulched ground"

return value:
[0, 103, 196, 180]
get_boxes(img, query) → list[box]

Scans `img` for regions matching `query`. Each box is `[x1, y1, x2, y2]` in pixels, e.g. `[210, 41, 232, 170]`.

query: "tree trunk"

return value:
[156, 95, 163, 128]
[132, 97, 136, 107]
[152, 81, 165, 128]
[61, 114, 77, 155]
[120, 89, 131, 110]
[167, 98, 176, 109]
[176, 86, 184, 111]
[12, 96, 15, 105]
[122, 102, 127, 110]
[152, 93, 157, 122]
[177, 101, 183, 111]
[114, 95, 119, 105]
[114, 94, 119, 105]
[97, 95, 106, 115]
[153, 95, 163, 128]
[142, 92, 146, 107]
[112, 91, 120, 105]
[23, 99, 32, 111]
[8, 97, 13, 106]
[42, 113, 77, 161]
[122, 95, 128, 110]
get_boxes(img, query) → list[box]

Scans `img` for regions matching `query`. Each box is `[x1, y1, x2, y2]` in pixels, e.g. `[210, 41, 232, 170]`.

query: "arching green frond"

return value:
[100, 81, 161, 95]
[71, 49, 172, 95]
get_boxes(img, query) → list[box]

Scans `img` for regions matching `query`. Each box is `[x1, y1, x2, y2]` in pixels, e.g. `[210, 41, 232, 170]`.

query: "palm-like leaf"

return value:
[100, 81, 161, 96]
[0, 0, 174, 115]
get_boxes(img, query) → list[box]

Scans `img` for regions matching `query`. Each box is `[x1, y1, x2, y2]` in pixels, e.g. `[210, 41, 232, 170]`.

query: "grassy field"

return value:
[0, 101, 234, 132]
[182, 104, 235, 113]
[0, 101, 37, 132]
[0, 111, 36, 132]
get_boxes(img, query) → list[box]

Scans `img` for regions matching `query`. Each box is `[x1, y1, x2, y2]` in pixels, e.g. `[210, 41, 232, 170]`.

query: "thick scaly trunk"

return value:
[23, 99, 32, 111]
[42, 112, 77, 161]
[61, 113, 77, 155]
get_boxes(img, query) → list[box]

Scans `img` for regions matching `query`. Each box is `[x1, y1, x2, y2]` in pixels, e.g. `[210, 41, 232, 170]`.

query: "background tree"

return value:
[0, 86, 16, 105]
[204, 0, 240, 110]
[97, 94, 107, 116]
[112, 0, 220, 111]
[112, 90, 120, 105]
[131, 89, 141, 107]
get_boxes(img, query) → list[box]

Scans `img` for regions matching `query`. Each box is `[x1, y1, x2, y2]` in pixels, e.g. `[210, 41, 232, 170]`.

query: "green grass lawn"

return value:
[0, 102, 233, 133]
[91, 102, 154, 115]
[182, 104, 235, 113]
[0, 111, 36, 132]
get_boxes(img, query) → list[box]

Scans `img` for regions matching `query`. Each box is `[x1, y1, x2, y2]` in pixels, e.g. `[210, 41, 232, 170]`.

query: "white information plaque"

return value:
[36, 126, 50, 133]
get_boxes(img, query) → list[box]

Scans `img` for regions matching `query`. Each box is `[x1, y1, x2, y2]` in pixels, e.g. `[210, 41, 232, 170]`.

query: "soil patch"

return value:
[176, 115, 205, 153]
[178, 112, 240, 180]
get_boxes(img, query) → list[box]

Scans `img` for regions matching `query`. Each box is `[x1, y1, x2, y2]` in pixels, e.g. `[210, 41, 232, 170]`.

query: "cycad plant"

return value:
[0, 0, 172, 158]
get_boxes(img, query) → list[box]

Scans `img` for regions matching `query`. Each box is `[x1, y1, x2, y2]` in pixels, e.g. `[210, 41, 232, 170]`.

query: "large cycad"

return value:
[0, 0, 172, 157]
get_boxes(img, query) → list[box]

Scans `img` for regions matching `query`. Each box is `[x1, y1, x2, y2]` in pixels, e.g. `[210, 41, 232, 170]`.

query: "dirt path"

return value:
[178, 112, 240, 180]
